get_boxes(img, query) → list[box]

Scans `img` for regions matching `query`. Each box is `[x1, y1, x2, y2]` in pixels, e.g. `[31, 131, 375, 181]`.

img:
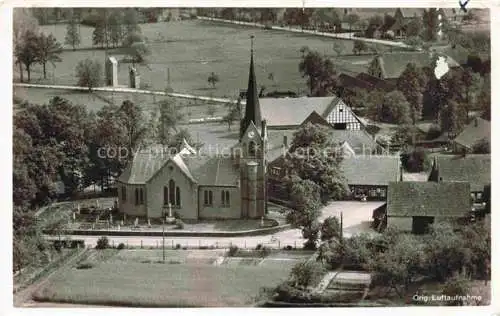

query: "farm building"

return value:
[428, 154, 491, 203]
[386, 181, 470, 234]
[451, 117, 490, 153]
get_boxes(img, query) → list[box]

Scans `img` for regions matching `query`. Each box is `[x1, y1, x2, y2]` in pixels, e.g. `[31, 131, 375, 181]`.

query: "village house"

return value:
[451, 117, 490, 153]
[428, 154, 491, 203]
[386, 181, 470, 234]
[390, 8, 423, 38]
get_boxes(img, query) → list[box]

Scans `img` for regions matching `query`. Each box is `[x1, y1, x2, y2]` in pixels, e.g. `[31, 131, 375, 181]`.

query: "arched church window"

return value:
[176, 187, 181, 207]
[169, 180, 175, 206]
[163, 186, 168, 205]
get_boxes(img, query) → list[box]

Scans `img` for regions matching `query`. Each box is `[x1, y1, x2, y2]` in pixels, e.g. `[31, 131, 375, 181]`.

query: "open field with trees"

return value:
[16, 19, 379, 97]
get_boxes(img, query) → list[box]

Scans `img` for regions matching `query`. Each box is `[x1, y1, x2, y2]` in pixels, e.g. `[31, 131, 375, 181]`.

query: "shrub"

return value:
[182, 246, 188, 250]
[76, 262, 94, 270]
[117, 243, 125, 250]
[285, 245, 293, 251]
[228, 245, 239, 257]
[401, 148, 430, 172]
[255, 244, 263, 250]
[95, 236, 109, 250]
[175, 243, 181, 249]
[260, 246, 271, 258]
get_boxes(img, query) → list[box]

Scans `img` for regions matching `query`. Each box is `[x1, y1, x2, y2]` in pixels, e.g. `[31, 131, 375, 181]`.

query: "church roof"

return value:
[116, 146, 240, 186]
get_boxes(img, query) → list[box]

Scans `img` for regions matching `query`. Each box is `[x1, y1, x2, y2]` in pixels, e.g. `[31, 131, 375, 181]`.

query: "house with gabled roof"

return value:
[452, 117, 490, 153]
[386, 181, 471, 233]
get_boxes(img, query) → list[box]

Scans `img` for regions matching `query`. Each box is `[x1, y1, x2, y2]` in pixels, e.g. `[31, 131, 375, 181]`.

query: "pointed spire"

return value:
[240, 35, 262, 140]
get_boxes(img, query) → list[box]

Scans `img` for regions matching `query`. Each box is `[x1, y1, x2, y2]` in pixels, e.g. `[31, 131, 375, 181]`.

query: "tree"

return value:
[422, 8, 439, 41]
[400, 147, 430, 172]
[478, 77, 491, 120]
[127, 41, 151, 66]
[65, 17, 81, 51]
[15, 30, 39, 82]
[36, 33, 62, 79]
[92, 20, 106, 48]
[108, 11, 124, 48]
[404, 36, 423, 47]
[122, 31, 143, 48]
[397, 63, 427, 123]
[320, 216, 341, 241]
[290, 260, 325, 289]
[299, 50, 338, 96]
[442, 276, 469, 306]
[345, 13, 360, 32]
[119, 100, 149, 155]
[406, 18, 423, 37]
[123, 8, 141, 37]
[440, 99, 466, 135]
[391, 124, 417, 147]
[13, 8, 39, 83]
[154, 98, 184, 145]
[75, 58, 102, 91]
[352, 40, 368, 55]
[222, 99, 241, 131]
[207, 72, 220, 88]
[371, 90, 412, 124]
[365, 15, 383, 38]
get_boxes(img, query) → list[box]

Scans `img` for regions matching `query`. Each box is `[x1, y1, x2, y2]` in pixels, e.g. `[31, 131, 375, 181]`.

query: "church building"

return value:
[116, 41, 267, 220]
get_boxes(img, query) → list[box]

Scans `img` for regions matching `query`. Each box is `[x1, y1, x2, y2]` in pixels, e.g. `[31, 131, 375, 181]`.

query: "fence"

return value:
[107, 238, 301, 250]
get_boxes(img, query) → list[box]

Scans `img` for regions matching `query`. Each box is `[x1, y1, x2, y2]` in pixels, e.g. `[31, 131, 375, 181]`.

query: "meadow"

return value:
[19, 20, 374, 98]
[33, 248, 295, 307]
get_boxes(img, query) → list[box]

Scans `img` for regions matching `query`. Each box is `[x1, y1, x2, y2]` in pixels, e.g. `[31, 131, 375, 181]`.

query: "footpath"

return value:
[197, 16, 413, 50]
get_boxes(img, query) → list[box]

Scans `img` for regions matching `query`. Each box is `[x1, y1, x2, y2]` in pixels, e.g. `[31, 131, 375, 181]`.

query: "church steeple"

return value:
[240, 35, 262, 140]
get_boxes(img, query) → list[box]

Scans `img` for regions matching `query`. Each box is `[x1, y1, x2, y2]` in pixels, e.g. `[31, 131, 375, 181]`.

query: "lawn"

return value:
[34, 252, 292, 307]
[19, 19, 374, 98]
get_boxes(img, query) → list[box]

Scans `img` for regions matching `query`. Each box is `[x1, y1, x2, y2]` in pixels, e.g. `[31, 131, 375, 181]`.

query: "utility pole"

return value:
[162, 218, 165, 262]
[340, 211, 343, 243]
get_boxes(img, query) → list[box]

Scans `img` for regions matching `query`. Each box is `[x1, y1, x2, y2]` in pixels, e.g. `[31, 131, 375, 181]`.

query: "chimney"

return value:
[283, 135, 288, 148]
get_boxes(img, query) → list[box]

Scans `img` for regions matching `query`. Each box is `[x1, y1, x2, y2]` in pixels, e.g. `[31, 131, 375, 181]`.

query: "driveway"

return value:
[319, 201, 385, 237]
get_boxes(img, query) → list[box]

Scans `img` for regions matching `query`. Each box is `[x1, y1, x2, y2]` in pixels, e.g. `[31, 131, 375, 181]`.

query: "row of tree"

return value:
[14, 95, 189, 210]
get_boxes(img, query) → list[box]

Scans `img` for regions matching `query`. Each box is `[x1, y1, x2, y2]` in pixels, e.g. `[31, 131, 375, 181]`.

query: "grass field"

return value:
[19, 20, 375, 98]
[34, 248, 294, 307]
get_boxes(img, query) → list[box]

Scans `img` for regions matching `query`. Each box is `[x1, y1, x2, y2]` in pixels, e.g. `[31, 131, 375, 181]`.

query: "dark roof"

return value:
[117, 147, 240, 186]
[339, 73, 374, 90]
[432, 154, 491, 192]
[117, 147, 170, 184]
[331, 129, 380, 154]
[241, 50, 262, 139]
[266, 129, 297, 163]
[341, 155, 400, 186]
[453, 118, 490, 149]
[259, 96, 340, 127]
[300, 111, 332, 128]
[183, 156, 240, 186]
[373, 52, 460, 79]
[387, 181, 470, 217]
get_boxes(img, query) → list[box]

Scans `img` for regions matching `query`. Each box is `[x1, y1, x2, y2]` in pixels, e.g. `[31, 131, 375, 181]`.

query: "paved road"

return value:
[198, 16, 413, 49]
[47, 202, 383, 249]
